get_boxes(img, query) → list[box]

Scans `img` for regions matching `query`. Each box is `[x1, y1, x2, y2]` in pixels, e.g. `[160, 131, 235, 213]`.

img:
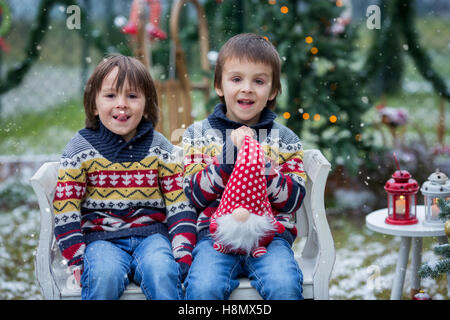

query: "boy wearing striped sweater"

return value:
[183, 34, 307, 299]
[53, 54, 196, 300]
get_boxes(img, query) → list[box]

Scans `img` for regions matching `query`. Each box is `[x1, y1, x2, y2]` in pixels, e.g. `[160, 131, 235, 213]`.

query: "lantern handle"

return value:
[393, 152, 401, 171]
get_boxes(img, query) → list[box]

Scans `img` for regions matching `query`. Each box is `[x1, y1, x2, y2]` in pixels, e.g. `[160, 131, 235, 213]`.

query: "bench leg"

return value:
[391, 237, 411, 300]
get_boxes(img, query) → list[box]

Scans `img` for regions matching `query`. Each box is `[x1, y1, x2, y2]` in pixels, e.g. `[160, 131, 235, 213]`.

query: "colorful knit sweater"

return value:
[53, 120, 197, 278]
[182, 104, 307, 245]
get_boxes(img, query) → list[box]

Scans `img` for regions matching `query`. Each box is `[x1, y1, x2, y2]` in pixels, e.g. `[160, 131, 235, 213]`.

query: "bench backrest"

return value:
[30, 149, 333, 299]
[30, 149, 327, 240]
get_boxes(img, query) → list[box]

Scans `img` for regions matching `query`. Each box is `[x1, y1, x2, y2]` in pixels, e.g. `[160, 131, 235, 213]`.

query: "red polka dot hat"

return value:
[215, 135, 275, 220]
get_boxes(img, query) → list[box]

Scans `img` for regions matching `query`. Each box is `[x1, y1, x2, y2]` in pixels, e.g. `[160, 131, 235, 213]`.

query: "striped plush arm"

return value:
[158, 148, 197, 281]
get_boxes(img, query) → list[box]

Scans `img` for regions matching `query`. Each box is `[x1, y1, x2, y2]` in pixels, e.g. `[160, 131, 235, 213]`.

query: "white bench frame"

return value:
[30, 149, 335, 300]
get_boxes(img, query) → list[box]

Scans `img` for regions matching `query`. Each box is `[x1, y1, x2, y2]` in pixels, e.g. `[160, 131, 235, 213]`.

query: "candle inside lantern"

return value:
[395, 196, 406, 215]
[431, 198, 440, 217]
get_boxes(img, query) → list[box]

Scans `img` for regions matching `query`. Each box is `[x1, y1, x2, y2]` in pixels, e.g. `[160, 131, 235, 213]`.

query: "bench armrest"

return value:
[300, 150, 335, 299]
[30, 161, 60, 299]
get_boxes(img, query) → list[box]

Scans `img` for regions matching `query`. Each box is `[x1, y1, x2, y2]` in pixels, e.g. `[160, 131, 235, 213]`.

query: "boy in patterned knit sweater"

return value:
[53, 54, 196, 300]
[183, 33, 307, 299]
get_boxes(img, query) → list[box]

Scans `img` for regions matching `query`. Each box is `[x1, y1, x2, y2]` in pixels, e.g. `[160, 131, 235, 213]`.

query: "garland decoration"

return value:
[0, 0, 108, 96]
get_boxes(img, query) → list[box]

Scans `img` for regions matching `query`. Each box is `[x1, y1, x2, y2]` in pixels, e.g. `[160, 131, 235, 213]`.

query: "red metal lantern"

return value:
[384, 154, 419, 225]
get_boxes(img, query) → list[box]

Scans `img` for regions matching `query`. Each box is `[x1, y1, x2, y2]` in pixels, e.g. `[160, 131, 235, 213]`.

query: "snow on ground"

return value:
[328, 231, 448, 300]
[330, 239, 397, 299]
[0, 173, 448, 299]
[0, 205, 42, 299]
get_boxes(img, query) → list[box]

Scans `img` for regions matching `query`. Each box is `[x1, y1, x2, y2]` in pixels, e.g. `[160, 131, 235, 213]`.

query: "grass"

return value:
[0, 90, 446, 157]
[4, 20, 104, 67]
[355, 15, 450, 75]
[0, 99, 85, 155]
[355, 14, 450, 145]
[362, 90, 449, 150]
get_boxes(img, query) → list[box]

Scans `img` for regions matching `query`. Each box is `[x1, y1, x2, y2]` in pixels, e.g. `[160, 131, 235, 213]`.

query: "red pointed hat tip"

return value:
[215, 136, 272, 218]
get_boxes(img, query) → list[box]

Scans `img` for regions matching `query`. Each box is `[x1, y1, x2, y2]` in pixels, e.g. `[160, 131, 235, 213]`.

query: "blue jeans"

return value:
[185, 236, 303, 300]
[81, 233, 183, 300]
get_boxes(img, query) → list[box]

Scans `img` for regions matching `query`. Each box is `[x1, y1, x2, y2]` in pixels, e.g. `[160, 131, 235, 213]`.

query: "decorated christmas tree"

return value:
[203, 0, 374, 173]
[419, 198, 450, 279]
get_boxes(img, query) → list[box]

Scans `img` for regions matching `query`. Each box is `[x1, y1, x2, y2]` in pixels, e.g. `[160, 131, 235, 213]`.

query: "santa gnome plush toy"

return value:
[210, 135, 285, 258]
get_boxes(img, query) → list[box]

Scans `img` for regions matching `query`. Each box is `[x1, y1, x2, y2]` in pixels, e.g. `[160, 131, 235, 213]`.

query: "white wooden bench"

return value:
[30, 149, 335, 300]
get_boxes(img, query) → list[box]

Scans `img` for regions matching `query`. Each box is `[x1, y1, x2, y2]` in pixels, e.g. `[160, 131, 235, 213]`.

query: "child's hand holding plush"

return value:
[230, 126, 255, 149]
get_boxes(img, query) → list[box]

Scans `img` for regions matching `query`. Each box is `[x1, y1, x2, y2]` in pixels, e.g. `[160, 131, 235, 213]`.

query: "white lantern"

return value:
[420, 169, 450, 226]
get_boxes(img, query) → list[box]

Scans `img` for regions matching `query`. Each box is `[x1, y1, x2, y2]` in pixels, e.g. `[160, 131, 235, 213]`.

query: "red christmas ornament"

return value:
[122, 0, 167, 40]
[210, 135, 285, 257]
[412, 290, 431, 300]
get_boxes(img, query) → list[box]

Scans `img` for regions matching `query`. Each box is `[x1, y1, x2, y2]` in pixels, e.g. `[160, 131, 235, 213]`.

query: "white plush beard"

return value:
[214, 213, 277, 255]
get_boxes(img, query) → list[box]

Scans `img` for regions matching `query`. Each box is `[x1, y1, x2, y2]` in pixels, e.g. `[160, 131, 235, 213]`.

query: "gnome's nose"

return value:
[232, 207, 250, 222]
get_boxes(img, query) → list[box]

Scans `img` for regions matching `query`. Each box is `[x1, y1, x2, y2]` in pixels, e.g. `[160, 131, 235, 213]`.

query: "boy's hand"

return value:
[230, 126, 255, 149]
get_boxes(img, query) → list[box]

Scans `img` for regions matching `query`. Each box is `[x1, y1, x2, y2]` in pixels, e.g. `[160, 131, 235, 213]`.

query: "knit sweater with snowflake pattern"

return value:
[53, 120, 196, 279]
[182, 104, 307, 245]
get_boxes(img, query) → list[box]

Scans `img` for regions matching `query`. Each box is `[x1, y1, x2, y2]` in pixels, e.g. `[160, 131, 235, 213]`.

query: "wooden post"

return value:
[170, 0, 210, 102]
[135, 0, 150, 69]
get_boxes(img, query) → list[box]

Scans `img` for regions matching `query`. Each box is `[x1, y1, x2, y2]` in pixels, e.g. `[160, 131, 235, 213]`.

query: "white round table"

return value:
[365, 205, 447, 300]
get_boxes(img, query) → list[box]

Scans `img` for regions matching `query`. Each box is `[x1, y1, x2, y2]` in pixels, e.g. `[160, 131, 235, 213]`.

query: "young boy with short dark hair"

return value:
[53, 54, 196, 299]
[183, 33, 307, 300]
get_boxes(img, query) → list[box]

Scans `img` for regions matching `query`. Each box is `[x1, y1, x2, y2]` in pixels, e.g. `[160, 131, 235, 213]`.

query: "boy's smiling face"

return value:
[215, 58, 277, 126]
[94, 67, 146, 142]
